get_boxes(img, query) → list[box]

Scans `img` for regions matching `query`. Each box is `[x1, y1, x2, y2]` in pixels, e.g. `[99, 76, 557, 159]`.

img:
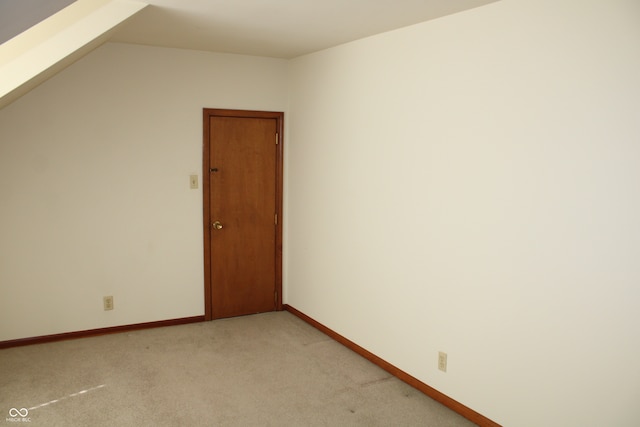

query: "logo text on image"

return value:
[6, 408, 31, 423]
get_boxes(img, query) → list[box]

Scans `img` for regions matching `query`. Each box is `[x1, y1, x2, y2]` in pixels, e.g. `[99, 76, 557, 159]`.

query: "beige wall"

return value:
[0, 42, 288, 340]
[285, 0, 640, 426]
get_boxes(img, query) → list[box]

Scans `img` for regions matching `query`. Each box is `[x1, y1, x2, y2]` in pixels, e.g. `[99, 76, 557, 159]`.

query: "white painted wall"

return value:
[0, 42, 288, 341]
[285, 0, 640, 426]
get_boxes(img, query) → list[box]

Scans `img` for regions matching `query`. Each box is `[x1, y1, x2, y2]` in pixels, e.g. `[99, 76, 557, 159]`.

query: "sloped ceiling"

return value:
[0, 0, 147, 110]
[0, 0, 500, 109]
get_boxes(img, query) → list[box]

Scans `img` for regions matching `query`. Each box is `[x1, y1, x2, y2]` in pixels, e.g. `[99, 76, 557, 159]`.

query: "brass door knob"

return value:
[212, 221, 223, 230]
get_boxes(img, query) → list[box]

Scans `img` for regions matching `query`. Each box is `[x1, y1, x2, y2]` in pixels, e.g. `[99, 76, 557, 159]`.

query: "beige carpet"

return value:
[0, 312, 476, 426]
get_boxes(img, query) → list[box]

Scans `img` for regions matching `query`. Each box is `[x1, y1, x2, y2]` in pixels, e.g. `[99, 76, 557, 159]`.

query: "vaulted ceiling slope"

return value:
[0, 0, 499, 110]
[0, 0, 147, 110]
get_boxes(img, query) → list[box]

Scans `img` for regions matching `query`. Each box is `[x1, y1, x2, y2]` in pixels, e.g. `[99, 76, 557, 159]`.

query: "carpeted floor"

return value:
[0, 312, 476, 426]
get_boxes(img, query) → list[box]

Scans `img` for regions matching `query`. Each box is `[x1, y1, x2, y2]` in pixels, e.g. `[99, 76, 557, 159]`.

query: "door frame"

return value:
[202, 108, 284, 321]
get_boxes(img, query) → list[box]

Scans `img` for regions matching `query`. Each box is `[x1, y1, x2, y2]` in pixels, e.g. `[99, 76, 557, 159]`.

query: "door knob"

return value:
[212, 221, 223, 230]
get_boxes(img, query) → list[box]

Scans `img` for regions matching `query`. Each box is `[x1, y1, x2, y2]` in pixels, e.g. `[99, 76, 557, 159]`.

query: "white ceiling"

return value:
[111, 0, 500, 59]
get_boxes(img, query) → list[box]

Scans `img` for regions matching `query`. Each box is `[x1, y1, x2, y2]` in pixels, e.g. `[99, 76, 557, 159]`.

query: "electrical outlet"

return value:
[189, 174, 198, 189]
[438, 351, 447, 372]
[103, 296, 114, 311]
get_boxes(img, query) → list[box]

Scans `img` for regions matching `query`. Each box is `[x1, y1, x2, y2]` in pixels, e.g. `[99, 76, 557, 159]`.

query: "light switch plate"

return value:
[190, 174, 198, 189]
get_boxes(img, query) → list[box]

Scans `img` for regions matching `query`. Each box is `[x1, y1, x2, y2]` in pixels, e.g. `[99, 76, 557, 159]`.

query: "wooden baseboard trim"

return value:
[0, 315, 206, 349]
[284, 304, 501, 427]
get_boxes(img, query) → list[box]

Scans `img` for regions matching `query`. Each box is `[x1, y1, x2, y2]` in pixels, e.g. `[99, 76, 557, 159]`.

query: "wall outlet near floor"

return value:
[103, 296, 114, 311]
[438, 351, 447, 372]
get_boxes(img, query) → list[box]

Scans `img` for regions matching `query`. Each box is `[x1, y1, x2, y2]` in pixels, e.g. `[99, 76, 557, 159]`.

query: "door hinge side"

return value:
[275, 132, 279, 145]
[274, 290, 278, 305]
[275, 213, 278, 225]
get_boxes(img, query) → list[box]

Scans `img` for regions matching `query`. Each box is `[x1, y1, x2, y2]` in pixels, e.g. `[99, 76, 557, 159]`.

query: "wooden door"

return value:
[203, 109, 283, 320]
